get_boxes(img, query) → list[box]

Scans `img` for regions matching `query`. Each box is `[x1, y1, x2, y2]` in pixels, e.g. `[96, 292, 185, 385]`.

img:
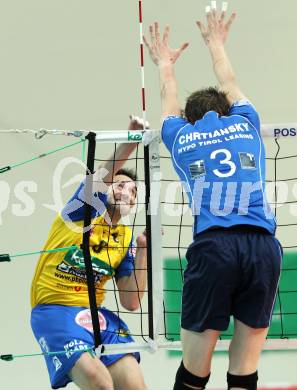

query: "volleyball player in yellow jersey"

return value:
[30, 117, 148, 390]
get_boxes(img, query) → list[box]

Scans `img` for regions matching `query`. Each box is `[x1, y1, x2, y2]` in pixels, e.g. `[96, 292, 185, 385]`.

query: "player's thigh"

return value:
[233, 234, 282, 329]
[183, 232, 238, 332]
[229, 319, 269, 374]
[181, 327, 220, 377]
[108, 354, 146, 390]
[70, 351, 113, 390]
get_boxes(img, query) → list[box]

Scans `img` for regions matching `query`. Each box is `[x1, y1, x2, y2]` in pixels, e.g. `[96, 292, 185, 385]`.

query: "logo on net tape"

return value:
[274, 127, 297, 137]
[75, 309, 107, 332]
[128, 131, 143, 141]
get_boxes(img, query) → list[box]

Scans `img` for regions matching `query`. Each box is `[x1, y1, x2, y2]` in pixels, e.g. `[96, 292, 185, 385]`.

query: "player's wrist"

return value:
[207, 40, 225, 50]
[158, 60, 174, 68]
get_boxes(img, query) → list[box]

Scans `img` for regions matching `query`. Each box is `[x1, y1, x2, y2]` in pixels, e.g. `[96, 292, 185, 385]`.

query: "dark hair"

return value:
[115, 168, 138, 182]
[184, 87, 230, 124]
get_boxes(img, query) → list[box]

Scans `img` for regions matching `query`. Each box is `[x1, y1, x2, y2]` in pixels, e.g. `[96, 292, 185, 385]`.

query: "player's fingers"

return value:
[163, 25, 170, 45]
[143, 35, 155, 59]
[196, 20, 207, 35]
[149, 24, 155, 45]
[210, 1, 218, 20]
[220, 11, 226, 22]
[206, 7, 213, 26]
[179, 42, 189, 53]
[205, 5, 211, 15]
[220, 1, 228, 21]
[175, 43, 189, 59]
[225, 12, 236, 30]
[210, 1, 217, 11]
[154, 21, 160, 42]
[143, 35, 150, 49]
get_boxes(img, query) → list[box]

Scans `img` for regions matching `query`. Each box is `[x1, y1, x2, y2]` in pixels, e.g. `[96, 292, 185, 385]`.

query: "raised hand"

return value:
[143, 22, 189, 66]
[196, 2, 236, 46]
[128, 115, 150, 131]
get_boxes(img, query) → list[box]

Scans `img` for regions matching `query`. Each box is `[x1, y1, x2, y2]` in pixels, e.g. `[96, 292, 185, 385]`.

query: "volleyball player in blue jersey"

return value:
[144, 4, 282, 390]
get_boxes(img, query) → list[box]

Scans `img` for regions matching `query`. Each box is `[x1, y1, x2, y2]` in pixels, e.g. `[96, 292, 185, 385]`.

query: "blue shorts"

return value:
[182, 226, 282, 332]
[31, 305, 140, 389]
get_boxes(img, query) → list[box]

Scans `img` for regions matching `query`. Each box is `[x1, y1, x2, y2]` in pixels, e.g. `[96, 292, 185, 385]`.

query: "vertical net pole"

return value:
[144, 134, 163, 343]
[144, 145, 154, 341]
[82, 132, 102, 349]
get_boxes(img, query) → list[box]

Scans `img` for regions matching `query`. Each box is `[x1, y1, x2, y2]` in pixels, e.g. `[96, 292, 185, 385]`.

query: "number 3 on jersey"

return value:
[210, 149, 236, 178]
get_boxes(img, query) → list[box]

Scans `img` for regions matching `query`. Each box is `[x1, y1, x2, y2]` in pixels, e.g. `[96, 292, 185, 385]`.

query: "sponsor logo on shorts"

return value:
[64, 339, 90, 359]
[39, 337, 49, 353]
[52, 356, 62, 371]
[75, 309, 107, 333]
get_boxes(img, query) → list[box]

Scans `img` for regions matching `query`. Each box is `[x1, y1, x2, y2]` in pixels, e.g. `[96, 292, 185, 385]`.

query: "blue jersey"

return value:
[162, 100, 276, 235]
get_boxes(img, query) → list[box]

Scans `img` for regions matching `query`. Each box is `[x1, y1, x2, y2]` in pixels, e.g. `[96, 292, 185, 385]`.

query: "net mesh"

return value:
[93, 142, 151, 345]
[161, 135, 297, 346]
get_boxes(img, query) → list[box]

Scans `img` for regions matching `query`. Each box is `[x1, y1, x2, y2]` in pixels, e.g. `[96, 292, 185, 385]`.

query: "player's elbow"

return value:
[125, 303, 140, 312]
[120, 296, 141, 312]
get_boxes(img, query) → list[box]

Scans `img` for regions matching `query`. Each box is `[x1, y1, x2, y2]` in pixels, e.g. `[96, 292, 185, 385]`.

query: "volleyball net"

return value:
[0, 124, 297, 365]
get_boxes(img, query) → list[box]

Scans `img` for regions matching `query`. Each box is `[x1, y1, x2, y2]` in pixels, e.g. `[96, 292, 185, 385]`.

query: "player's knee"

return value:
[120, 374, 146, 390]
[121, 371, 146, 390]
[173, 361, 210, 390]
[86, 367, 113, 390]
[90, 376, 113, 390]
[125, 380, 146, 390]
[227, 371, 258, 390]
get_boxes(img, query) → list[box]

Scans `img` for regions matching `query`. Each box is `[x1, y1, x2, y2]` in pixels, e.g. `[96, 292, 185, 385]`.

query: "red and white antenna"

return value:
[138, 0, 147, 130]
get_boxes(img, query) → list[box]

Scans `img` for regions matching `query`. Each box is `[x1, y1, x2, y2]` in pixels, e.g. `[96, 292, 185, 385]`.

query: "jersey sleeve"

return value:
[115, 238, 136, 280]
[61, 180, 108, 222]
[229, 99, 260, 132]
[161, 116, 188, 151]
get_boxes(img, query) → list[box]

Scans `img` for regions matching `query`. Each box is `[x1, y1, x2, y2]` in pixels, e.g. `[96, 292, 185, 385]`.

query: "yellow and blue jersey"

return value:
[31, 182, 136, 308]
[161, 100, 276, 235]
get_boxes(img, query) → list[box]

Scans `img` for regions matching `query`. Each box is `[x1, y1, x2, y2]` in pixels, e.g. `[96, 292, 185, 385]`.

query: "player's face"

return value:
[107, 174, 137, 216]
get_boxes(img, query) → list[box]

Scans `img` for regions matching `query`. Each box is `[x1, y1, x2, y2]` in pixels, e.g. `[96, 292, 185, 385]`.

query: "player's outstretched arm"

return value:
[116, 231, 147, 311]
[93, 116, 149, 191]
[196, 2, 246, 105]
[144, 22, 189, 119]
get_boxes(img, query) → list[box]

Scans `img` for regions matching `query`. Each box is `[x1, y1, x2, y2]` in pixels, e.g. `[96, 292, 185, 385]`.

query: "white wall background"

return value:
[0, 0, 297, 389]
